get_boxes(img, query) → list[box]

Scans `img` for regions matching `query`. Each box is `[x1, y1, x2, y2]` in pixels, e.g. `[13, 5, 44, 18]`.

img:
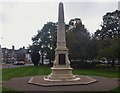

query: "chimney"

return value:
[12, 45, 15, 50]
[23, 46, 25, 49]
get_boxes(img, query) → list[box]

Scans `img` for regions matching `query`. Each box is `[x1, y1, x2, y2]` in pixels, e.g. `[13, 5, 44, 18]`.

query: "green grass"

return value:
[111, 86, 120, 91]
[73, 68, 119, 78]
[2, 66, 119, 80]
[2, 87, 22, 93]
[2, 66, 51, 80]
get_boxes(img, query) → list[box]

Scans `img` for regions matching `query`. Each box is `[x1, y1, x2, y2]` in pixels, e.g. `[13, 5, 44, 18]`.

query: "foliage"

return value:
[28, 45, 40, 66]
[30, 19, 94, 64]
[88, 37, 98, 59]
[30, 22, 57, 64]
[66, 18, 91, 60]
[95, 10, 120, 39]
[71, 61, 96, 69]
[94, 10, 120, 63]
[29, 10, 119, 68]
[31, 51, 40, 66]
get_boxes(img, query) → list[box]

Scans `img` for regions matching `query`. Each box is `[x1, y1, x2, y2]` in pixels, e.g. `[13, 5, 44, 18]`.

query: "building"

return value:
[2, 46, 30, 63]
[0, 45, 2, 62]
[2, 46, 16, 63]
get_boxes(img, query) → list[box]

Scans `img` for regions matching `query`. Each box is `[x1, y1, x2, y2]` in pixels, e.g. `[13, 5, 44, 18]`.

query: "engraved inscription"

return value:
[59, 54, 65, 65]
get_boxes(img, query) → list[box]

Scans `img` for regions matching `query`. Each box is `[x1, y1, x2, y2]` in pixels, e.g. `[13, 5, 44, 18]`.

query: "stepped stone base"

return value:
[44, 67, 80, 81]
[28, 75, 97, 86]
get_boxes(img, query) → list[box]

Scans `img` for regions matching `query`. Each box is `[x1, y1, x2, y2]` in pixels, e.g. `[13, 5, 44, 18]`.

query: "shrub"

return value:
[31, 52, 40, 66]
[71, 61, 96, 69]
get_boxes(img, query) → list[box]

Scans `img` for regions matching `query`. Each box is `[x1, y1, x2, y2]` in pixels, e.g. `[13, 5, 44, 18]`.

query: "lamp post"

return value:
[41, 45, 44, 65]
[5, 50, 8, 63]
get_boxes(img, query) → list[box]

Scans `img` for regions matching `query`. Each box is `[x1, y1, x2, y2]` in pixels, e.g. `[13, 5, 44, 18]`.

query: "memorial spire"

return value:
[57, 2, 66, 47]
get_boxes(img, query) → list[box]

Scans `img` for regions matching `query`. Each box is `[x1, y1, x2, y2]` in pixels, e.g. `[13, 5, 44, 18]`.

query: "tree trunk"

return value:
[112, 59, 115, 67]
[41, 53, 44, 65]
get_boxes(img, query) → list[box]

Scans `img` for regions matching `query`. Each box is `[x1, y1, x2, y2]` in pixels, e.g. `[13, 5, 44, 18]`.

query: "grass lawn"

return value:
[111, 86, 120, 91]
[73, 68, 119, 78]
[2, 87, 22, 93]
[2, 66, 51, 80]
[2, 65, 120, 92]
[2, 66, 119, 80]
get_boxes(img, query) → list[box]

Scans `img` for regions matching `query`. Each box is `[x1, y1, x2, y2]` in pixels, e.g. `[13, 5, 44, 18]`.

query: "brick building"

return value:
[2, 46, 28, 63]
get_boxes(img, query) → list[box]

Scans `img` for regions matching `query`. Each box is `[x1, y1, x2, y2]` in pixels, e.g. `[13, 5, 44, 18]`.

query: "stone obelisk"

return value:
[45, 2, 79, 81]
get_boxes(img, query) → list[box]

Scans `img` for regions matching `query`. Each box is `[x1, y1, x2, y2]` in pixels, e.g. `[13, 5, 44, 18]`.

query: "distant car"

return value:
[115, 60, 120, 65]
[13, 61, 25, 65]
[44, 59, 49, 65]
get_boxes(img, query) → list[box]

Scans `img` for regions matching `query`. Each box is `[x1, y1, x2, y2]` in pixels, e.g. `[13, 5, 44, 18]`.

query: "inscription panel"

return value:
[59, 54, 65, 65]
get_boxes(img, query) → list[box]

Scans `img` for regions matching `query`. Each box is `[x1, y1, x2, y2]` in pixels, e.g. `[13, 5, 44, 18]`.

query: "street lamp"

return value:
[41, 45, 44, 65]
[5, 50, 8, 63]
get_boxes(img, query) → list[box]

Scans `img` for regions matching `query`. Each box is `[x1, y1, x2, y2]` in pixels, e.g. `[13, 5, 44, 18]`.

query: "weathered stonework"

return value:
[44, 2, 80, 81]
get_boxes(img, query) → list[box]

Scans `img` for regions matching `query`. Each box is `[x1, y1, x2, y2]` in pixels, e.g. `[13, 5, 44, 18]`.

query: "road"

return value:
[1, 63, 34, 69]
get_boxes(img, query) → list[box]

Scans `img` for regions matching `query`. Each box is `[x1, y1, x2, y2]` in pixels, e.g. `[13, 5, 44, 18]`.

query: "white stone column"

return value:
[56, 2, 67, 50]
[57, 2, 65, 45]
[54, 2, 69, 67]
[44, 2, 80, 81]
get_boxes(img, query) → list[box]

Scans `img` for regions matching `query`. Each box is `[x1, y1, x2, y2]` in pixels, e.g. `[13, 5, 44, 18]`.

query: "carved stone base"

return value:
[28, 75, 97, 86]
[44, 67, 80, 81]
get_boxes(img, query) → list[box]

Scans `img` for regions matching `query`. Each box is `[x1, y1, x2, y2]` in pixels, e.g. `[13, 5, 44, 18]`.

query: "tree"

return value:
[88, 36, 98, 60]
[94, 10, 120, 66]
[30, 18, 96, 67]
[95, 10, 120, 39]
[31, 22, 57, 65]
[30, 45, 40, 66]
[31, 51, 40, 66]
[66, 18, 91, 61]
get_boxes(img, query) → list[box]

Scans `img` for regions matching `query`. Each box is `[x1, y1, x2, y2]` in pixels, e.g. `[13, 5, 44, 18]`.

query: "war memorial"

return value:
[28, 2, 97, 86]
[2, 2, 119, 92]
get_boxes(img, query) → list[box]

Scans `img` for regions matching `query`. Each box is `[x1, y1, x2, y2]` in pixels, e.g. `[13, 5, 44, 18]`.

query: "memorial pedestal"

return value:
[44, 67, 80, 81]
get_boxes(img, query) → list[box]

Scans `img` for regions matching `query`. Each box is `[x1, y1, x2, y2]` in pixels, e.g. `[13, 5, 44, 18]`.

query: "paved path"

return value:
[3, 75, 119, 92]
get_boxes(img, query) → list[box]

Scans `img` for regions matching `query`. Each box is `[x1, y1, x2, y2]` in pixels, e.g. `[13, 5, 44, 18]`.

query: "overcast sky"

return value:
[0, 0, 119, 49]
